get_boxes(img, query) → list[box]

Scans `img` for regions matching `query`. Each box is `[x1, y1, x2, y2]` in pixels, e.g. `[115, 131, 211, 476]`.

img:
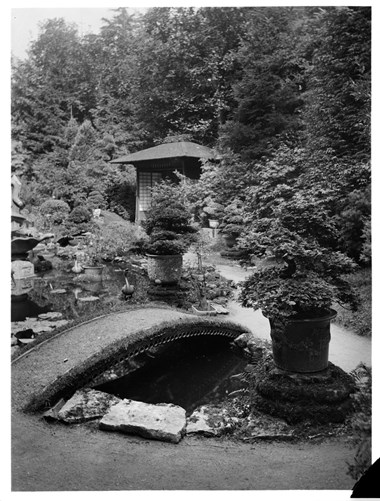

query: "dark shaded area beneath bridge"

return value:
[95, 334, 247, 413]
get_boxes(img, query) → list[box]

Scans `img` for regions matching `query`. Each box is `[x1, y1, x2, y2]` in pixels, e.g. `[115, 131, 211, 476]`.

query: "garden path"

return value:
[200, 254, 371, 372]
[11, 409, 355, 492]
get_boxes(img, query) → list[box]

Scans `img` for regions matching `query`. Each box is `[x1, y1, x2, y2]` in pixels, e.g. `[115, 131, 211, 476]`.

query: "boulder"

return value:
[233, 332, 252, 348]
[186, 406, 219, 436]
[232, 334, 270, 361]
[186, 405, 243, 436]
[55, 389, 121, 423]
[99, 399, 186, 444]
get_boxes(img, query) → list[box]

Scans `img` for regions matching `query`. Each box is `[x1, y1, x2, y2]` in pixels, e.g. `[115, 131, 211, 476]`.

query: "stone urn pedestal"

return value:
[11, 260, 36, 300]
[253, 359, 356, 424]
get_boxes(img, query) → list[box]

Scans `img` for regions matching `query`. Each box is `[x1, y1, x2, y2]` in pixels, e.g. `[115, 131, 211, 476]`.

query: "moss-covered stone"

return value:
[254, 360, 356, 424]
[254, 393, 353, 425]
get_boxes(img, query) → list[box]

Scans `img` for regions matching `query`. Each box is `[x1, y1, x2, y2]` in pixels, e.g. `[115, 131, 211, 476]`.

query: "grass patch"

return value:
[333, 267, 371, 337]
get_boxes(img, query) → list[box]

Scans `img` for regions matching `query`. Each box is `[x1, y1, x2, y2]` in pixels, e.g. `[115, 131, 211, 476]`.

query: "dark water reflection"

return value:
[11, 263, 150, 323]
[95, 335, 247, 413]
[11, 298, 51, 322]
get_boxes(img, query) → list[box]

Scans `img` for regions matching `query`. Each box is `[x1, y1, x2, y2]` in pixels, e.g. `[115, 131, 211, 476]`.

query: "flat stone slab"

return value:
[38, 312, 63, 320]
[51, 389, 121, 423]
[99, 399, 187, 443]
[77, 296, 100, 302]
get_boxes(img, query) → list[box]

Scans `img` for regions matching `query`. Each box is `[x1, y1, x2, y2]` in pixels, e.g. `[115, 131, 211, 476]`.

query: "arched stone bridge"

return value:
[11, 307, 249, 413]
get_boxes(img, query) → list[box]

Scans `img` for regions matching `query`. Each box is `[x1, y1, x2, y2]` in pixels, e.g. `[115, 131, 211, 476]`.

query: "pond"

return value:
[94, 335, 247, 414]
[12, 260, 156, 324]
[11, 254, 232, 331]
[13, 266, 128, 323]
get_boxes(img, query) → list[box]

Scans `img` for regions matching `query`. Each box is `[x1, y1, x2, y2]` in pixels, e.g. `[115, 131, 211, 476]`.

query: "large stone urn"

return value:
[268, 310, 337, 373]
[146, 254, 183, 284]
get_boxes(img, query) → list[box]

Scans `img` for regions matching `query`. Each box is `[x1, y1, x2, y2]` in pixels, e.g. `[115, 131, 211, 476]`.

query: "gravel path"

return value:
[11, 411, 355, 491]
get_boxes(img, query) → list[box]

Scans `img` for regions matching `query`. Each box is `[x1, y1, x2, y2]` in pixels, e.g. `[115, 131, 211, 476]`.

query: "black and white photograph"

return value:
[6, 2, 377, 498]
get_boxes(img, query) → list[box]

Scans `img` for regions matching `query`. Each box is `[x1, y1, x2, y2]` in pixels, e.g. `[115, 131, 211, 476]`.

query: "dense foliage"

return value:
[238, 146, 359, 318]
[82, 219, 147, 265]
[303, 7, 371, 161]
[334, 268, 371, 337]
[219, 7, 310, 161]
[12, 6, 370, 266]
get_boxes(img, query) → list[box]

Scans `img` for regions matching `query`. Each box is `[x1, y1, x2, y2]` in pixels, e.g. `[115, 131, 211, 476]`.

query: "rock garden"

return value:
[11, 173, 371, 484]
[11, 7, 372, 490]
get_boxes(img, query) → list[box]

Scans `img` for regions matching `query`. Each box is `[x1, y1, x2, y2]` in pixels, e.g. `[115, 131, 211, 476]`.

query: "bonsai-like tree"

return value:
[143, 180, 198, 255]
[220, 198, 245, 235]
[238, 147, 358, 320]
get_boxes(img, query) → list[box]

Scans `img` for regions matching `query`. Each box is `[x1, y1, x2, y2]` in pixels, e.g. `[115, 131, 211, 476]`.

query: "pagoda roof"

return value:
[110, 141, 216, 165]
